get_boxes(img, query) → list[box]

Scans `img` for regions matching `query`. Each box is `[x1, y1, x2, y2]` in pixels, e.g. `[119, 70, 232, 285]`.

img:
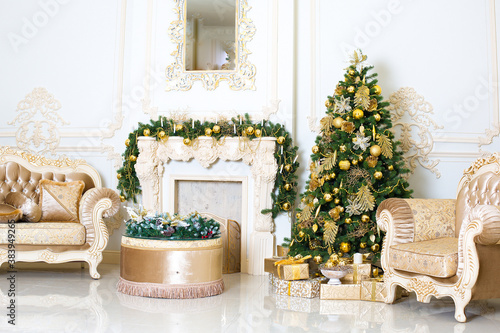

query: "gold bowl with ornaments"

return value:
[319, 264, 353, 285]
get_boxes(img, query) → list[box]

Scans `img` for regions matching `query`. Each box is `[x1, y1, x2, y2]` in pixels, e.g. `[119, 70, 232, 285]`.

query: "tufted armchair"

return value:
[376, 153, 500, 322]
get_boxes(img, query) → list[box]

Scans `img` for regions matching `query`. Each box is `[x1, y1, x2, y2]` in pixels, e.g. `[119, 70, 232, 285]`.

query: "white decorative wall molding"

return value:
[388, 87, 442, 179]
[135, 136, 277, 275]
[8, 88, 68, 156]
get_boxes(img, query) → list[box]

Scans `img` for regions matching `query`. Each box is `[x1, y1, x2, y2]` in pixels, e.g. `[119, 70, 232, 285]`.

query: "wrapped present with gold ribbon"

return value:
[320, 282, 361, 300]
[340, 263, 372, 284]
[277, 245, 290, 257]
[360, 278, 402, 303]
[270, 275, 326, 298]
[264, 255, 311, 281]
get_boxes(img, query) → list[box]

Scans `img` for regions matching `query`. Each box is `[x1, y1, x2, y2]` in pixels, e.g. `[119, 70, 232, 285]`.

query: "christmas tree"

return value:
[289, 51, 411, 263]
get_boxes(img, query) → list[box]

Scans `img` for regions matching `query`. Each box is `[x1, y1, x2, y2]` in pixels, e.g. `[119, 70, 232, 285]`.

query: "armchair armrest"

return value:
[79, 188, 121, 247]
[376, 198, 456, 246]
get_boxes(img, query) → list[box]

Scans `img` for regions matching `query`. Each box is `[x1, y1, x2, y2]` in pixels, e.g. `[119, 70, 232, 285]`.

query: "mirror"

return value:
[166, 0, 256, 91]
[185, 0, 236, 71]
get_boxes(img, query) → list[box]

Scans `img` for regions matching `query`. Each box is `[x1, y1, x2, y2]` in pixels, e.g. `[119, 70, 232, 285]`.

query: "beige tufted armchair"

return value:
[376, 153, 500, 322]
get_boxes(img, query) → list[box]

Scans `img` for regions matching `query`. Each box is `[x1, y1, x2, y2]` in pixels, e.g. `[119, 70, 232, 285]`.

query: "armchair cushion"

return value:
[5, 192, 41, 222]
[0, 203, 22, 223]
[39, 179, 85, 222]
[0, 222, 86, 245]
[390, 237, 458, 278]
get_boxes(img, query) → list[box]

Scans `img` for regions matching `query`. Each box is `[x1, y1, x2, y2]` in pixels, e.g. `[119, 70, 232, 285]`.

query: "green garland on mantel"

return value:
[117, 114, 299, 218]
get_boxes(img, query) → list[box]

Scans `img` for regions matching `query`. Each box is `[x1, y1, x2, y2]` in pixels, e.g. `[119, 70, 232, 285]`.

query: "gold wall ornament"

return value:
[284, 164, 293, 172]
[246, 127, 255, 136]
[387, 87, 442, 179]
[143, 128, 151, 136]
[129, 155, 137, 162]
[183, 138, 192, 146]
[8, 87, 69, 156]
[204, 128, 213, 137]
[254, 129, 262, 137]
[165, 0, 256, 91]
[212, 125, 221, 134]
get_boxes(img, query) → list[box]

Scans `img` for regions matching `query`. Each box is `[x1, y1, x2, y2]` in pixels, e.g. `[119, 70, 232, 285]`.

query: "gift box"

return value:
[277, 245, 290, 257]
[270, 275, 326, 298]
[360, 279, 402, 303]
[264, 258, 309, 281]
[320, 282, 361, 300]
[340, 263, 372, 284]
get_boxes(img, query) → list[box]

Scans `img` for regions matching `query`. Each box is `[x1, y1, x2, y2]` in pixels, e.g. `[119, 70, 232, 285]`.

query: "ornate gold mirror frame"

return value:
[166, 0, 256, 91]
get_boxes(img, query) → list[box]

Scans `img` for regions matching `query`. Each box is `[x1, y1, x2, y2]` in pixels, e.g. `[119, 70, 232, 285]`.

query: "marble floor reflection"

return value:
[1, 264, 500, 332]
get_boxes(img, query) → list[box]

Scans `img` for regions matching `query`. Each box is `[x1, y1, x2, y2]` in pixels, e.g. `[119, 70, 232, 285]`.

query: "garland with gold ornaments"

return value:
[117, 114, 299, 218]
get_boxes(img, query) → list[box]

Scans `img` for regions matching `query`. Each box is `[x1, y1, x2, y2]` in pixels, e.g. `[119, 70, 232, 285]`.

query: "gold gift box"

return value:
[340, 263, 372, 284]
[270, 275, 326, 298]
[320, 282, 361, 300]
[360, 279, 402, 303]
[277, 245, 290, 257]
[264, 258, 309, 281]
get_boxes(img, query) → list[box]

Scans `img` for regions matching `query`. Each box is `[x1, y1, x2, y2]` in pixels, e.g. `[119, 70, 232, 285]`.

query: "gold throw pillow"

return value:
[5, 192, 42, 222]
[39, 179, 85, 222]
[0, 203, 23, 223]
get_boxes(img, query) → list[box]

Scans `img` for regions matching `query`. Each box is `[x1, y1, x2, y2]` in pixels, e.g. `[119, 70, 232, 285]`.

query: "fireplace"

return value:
[135, 136, 278, 275]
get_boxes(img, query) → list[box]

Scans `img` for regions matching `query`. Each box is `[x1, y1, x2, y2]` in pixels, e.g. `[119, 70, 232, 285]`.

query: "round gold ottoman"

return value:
[117, 236, 224, 298]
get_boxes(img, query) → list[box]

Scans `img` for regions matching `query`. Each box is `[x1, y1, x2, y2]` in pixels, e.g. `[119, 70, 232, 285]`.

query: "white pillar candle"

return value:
[261, 119, 264, 126]
[293, 154, 298, 164]
[161, 117, 163, 127]
[353, 253, 363, 264]
[174, 125, 176, 134]
[281, 146, 283, 155]
[234, 124, 236, 134]
[239, 116, 242, 125]
[192, 119, 195, 129]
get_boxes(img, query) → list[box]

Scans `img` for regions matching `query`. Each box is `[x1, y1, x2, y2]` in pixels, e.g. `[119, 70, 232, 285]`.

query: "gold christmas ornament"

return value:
[332, 187, 339, 195]
[294, 254, 303, 260]
[312, 145, 320, 154]
[324, 193, 333, 202]
[347, 86, 355, 93]
[296, 212, 301, 219]
[371, 243, 380, 252]
[334, 198, 340, 204]
[352, 159, 358, 166]
[340, 242, 351, 253]
[341, 121, 355, 134]
[333, 117, 344, 128]
[374, 113, 381, 122]
[282, 202, 291, 211]
[330, 172, 336, 179]
[313, 255, 323, 264]
[370, 145, 382, 157]
[284, 183, 292, 191]
[374, 171, 383, 180]
[366, 156, 378, 168]
[117, 174, 122, 180]
[338, 206, 344, 213]
[312, 224, 319, 233]
[129, 155, 137, 162]
[212, 125, 221, 133]
[175, 124, 184, 132]
[284, 164, 293, 172]
[277, 136, 286, 144]
[325, 100, 333, 108]
[353, 109, 364, 120]
[183, 138, 192, 146]
[360, 242, 367, 249]
[246, 127, 255, 135]
[345, 218, 352, 224]
[368, 98, 378, 112]
[125, 138, 131, 147]
[205, 128, 212, 136]
[348, 69, 355, 76]
[361, 214, 370, 223]
[373, 85, 382, 95]
[372, 267, 380, 277]
[358, 156, 364, 162]
[324, 174, 331, 181]
[119, 195, 126, 202]
[158, 131, 166, 139]
[340, 145, 346, 152]
[298, 231, 305, 238]
[388, 165, 394, 171]
[143, 128, 150, 136]
[339, 160, 351, 170]
[255, 129, 262, 137]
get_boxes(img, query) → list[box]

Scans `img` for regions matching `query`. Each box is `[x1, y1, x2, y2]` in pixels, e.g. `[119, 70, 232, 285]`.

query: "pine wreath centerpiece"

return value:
[288, 50, 412, 263]
[117, 114, 299, 218]
[124, 207, 221, 240]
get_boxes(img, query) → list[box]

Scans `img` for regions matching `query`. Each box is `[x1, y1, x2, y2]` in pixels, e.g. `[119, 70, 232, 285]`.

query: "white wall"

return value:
[1, 0, 499, 253]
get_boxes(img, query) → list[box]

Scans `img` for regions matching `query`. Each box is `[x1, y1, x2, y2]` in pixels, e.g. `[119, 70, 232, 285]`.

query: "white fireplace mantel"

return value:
[135, 136, 278, 275]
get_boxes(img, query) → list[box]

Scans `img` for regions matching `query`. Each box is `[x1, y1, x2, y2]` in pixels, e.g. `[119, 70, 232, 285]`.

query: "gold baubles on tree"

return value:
[325, 99, 333, 108]
[284, 164, 293, 172]
[119, 195, 126, 202]
[345, 218, 352, 224]
[373, 85, 382, 95]
[388, 165, 394, 171]
[361, 214, 370, 223]
[374, 171, 383, 180]
[175, 124, 184, 132]
[370, 145, 382, 157]
[143, 128, 150, 136]
[353, 109, 364, 120]
[347, 86, 355, 93]
[374, 113, 381, 122]
[333, 117, 344, 128]
[125, 138, 131, 147]
[117, 173, 122, 180]
[205, 128, 212, 136]
[282, 202, 291, 211]
[284, 183, 292, 191]
[339, 160, 351, 170]
[212, 125, 221, 134]
[348, 69, 355, 76]
[340, 242, 351, 253]
[296, 212, 301, 219]
[277, 136, 286, 145]
[371, 243, 380, 252]
[158, 131, 166, 139]
[129, 155, 137, 162]
[359, 242, 367, 249]
[246, 127, 255, 135]
[323, 193, 333, 202]
[312, 145, 320, 154]
[255, 129, 262, 137]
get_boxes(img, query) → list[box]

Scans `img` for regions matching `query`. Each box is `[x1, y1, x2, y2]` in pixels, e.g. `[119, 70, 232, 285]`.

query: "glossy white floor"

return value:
[1, 264, 500, 333]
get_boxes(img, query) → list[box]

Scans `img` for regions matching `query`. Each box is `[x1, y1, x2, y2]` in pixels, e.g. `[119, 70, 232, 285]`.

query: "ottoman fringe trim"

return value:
[117, 277, 224, 299]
